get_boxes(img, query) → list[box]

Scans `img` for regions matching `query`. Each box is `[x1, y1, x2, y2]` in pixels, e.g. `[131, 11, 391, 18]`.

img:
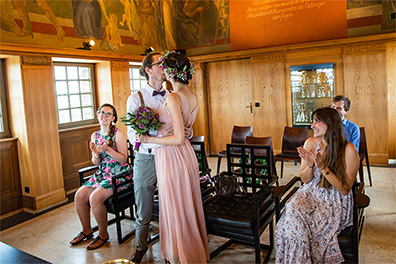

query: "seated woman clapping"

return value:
[70, 103, 132, 250]
[275, 107, 359, 263]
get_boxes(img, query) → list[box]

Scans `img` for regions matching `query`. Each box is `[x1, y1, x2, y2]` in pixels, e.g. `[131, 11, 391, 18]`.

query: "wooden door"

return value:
[206, 59, 253, 154]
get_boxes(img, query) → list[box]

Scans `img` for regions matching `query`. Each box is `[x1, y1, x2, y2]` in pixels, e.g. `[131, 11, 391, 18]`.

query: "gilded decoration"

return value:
[110, 61, 129, 71]
[342, 42, 387, 55]
[250, 52, 285, 64]
[21, 56, 52, 66]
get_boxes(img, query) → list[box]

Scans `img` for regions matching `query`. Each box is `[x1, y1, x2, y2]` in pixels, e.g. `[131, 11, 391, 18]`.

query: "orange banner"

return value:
[230, 0, 347, 51]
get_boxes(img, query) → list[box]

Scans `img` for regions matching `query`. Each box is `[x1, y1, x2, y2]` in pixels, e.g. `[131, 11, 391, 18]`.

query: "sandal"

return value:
[86, 236, 109, 250]
[70, 231, 93, 245]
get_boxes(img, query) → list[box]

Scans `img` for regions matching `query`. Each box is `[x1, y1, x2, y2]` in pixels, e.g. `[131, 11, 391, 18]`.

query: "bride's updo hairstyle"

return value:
[159, 50, 195, 85]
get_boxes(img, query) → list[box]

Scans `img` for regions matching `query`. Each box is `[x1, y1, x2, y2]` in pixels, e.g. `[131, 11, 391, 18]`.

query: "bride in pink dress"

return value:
[139, 50, 209, 264]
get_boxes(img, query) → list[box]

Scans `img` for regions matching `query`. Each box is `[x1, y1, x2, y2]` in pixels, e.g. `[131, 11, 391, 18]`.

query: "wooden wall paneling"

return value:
[5, 56, 34, 207]
[343, 49, 388, 165]
[251, 56, 287, 154]
[59, 125, 99, 192]
[110, 61, 131, 138]
[21, 63, 64, 195]
[206, 59, 253, 154]
[0, 138, 22, 216]
[386, 42, 396, 160]
[96, 61, 112, 107]
[6, 55, 66, 211]
[190, 62, 209, 149]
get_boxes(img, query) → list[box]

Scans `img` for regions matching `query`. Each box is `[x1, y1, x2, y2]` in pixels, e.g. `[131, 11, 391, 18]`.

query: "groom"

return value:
[126, 52, 168, 264]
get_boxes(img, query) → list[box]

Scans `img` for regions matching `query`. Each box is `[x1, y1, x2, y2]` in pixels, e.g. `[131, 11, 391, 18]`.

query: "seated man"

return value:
[331, 95, 360, 152]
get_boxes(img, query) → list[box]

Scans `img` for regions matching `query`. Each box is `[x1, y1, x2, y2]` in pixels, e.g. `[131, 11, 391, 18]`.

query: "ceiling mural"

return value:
[0, 0, 393, 56]
[0, 0, 229, 54]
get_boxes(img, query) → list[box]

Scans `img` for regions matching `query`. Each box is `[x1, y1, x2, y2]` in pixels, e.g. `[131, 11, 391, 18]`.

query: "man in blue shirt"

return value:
[331, 95, 360, 152]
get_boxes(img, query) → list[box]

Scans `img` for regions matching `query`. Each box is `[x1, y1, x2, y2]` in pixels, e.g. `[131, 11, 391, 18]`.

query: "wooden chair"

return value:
[78, 141, 135, 244]
[151, 136, 213, 220]
[245, 136, 277, 179]
[274, 126, 308, 178]
[245, 136, 301, 222]
[217, 125, 253, 174]
[190, 136, 212, 182]
[358, 127, 372, 186]
[338, 182, 370, 263]
[204, 143, 276, 263]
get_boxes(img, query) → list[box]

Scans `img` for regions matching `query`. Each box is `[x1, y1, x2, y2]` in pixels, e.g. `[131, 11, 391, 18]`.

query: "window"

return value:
[129, 66, 146, 93]
[0, 60, 10, 138]
[53, 63, 97, 128]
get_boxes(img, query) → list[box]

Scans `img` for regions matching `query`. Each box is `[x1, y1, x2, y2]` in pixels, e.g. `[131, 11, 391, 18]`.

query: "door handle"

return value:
[246, 102, 252, 113]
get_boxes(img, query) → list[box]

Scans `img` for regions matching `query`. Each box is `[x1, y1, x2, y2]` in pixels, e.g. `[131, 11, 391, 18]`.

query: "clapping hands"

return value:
[297, 146, 326, 169]
[297, 147, 315, 167]
[90, 139, 108, 155]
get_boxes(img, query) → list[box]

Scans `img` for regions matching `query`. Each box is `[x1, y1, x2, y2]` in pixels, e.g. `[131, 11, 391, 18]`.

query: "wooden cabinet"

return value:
[290, 64, 335, 127]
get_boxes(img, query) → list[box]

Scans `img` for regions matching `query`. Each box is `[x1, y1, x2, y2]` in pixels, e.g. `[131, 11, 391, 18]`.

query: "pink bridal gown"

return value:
[155, 91, 209, 264]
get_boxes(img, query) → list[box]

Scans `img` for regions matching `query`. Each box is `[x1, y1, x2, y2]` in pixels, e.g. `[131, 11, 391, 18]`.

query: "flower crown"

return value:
[159, 50, 195, 82]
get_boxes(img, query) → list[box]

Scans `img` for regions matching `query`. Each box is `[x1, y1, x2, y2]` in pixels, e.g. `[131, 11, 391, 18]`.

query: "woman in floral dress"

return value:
[275, 107, 359, 263]
[70, 103, 132, 250]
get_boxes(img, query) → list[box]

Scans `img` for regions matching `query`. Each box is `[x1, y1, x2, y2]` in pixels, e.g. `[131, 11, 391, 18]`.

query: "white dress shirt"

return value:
[126, 83, 169, 155]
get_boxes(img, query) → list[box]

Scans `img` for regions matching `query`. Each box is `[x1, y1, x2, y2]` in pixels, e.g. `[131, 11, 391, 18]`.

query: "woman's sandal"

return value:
[86, 236, 109, 250]
[70, 231, 94, 245]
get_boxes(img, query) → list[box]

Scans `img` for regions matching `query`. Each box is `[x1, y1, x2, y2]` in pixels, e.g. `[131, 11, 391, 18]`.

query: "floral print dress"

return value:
[84, 129, 132, 190]
[275, 146, 353, 264]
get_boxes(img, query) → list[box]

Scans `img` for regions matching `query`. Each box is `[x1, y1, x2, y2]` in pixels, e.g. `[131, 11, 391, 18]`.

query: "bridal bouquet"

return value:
[121, 106, 162, 151]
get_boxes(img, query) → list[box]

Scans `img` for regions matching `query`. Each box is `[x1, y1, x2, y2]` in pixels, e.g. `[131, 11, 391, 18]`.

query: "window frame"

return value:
[129, 65, 146, 93]
[0, 60, 11, 138]
[53, 62, 98, 129]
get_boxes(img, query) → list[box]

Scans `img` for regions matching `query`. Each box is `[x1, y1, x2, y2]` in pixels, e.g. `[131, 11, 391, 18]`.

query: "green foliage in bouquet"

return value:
[120, 106, 162, 134]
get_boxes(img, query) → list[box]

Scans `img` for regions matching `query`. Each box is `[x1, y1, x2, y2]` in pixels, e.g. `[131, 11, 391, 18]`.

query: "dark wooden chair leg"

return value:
[365, 153, 372, 186]
[280, 160, 284, 178]
[217, 155, 222, 174]
[359, 160, 364, 184]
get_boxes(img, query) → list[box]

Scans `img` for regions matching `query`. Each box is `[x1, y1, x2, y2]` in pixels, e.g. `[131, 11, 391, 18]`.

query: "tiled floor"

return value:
[0, 158, 395, 264]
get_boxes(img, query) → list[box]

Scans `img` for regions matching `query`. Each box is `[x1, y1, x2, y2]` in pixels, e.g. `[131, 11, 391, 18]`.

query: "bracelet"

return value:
[319, 166, 331, 175]
[307, 163, 314, 168]
[94, 154, 100, 159]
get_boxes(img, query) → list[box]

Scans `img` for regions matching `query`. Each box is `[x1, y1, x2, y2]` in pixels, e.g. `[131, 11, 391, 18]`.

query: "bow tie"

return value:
[153, 90, 166, 97]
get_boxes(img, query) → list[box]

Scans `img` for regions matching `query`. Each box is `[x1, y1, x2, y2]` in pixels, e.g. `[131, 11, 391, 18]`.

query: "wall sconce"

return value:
[77, 40, 95, 50]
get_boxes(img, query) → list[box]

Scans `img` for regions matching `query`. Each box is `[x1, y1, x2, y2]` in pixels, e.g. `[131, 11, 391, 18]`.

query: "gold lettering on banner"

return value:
[21, 56, 51, 66]
[342, 43, 386, 55]
[251, 52, 285, 64]
[246, 0, 326, 21]
[111, 61, 129, 71]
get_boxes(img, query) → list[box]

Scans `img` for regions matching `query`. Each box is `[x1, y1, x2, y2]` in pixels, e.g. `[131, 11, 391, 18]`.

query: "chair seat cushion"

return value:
[104, 190, 134, 214]
[204, 194, 274, 241]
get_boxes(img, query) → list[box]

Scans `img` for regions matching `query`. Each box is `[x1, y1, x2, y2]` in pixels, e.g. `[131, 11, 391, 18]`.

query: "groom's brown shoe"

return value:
[130, 248, 148, 264]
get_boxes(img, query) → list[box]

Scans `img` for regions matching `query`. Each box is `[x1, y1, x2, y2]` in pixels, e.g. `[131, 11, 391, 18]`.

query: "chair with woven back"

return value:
[245, 136, 301, 222]
[204, 143, 277, 263]
[274, 126, 309, 178]
[77, 140, 135, 244]
[358, 127, 372, 186]
[151, 136, 213, 220]
[217, 125, 253, 174]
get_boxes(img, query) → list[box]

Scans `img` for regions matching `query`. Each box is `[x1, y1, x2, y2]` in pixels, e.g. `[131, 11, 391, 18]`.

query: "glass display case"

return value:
[290, 63, 334, 127]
